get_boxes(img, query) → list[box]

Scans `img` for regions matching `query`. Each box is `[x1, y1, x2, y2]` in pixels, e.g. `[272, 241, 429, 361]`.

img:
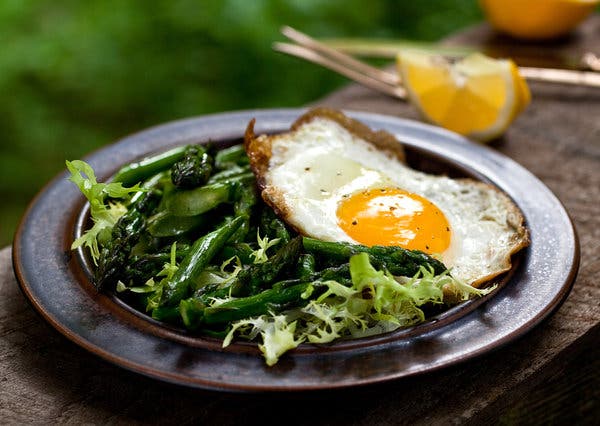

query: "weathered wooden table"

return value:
[2, 19, 599, 424]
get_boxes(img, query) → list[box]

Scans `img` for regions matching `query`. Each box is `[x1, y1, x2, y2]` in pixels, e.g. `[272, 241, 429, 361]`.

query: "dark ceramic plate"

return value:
[13, 109, 579, 392]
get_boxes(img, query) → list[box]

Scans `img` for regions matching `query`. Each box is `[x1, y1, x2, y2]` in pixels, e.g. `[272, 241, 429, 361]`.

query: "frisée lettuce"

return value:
[223, 252, 494, 365]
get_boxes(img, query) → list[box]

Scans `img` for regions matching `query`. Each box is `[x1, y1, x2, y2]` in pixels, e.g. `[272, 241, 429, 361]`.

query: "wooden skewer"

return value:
[273, 42, 406, 99]
[274, 26, 600, 99]
[519, 66, 600, 87]
[280, 26, 400, 86]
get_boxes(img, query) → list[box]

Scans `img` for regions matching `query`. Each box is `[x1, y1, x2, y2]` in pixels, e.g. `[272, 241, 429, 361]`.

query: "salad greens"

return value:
[68, 144, 493, 365]
[67, 160, 144, 263]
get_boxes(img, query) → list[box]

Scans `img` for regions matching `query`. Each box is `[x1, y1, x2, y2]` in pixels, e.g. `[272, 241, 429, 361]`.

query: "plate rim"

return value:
[12, 108, 580, 391]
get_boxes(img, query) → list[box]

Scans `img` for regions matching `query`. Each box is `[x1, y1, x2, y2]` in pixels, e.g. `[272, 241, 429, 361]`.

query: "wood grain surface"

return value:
[2, 18, 600, 425]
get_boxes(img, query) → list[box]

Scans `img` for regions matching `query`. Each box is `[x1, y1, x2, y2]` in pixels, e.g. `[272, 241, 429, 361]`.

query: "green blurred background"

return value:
[0, 0, 484, 246]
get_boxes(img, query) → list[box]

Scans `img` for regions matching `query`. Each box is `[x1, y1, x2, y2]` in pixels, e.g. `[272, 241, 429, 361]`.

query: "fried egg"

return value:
[245, 108, 529, 286]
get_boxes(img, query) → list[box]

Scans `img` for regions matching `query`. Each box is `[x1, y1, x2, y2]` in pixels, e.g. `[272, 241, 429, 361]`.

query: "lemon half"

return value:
[480, 0, 599, 40]
[397, 51, 531, 142]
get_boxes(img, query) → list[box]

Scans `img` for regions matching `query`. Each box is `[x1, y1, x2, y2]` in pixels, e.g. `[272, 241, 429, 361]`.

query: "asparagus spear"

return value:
[302, 237, 447, 276]
[151, 305, 181, 322]
[295, 253, 316, 281]
[112, 146, 189, 187]
[171, 145, 213, 189]
[147, 210, 207, 237]
[124, 245, 191, 284]
[207, 165, 252, 184]
[232, 236, 303, 296]
[215, 243, 255, 265]
[317, 264, 352, 285]
[94, 189, 162, 290]
[179, 298, 206, 329]
[259, 208, 291, 244]
[160, 215, 245, 306]
[214, 144, 249, 169]
[203, 282, 312, 324]
[165, 181, 242, 217]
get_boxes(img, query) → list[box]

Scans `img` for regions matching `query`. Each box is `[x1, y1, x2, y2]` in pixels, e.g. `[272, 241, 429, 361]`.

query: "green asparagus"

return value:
[112, 145, 189, 187]
[160, 216, 245, 306]
[171, 145, 213, 189]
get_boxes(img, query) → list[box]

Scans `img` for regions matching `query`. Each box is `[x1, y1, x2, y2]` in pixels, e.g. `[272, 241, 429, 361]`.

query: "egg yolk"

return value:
[336, 188, 451, 254]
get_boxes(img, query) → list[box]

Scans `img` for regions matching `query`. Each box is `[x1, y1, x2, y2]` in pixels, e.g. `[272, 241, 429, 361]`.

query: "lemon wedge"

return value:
[397, 51, 531, 142]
